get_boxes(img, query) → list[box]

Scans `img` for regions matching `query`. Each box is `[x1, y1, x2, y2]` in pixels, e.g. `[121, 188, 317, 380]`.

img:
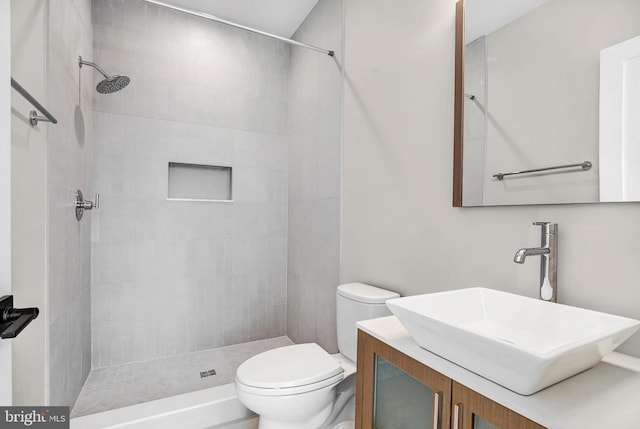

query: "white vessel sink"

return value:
[386, 287, 640, 395]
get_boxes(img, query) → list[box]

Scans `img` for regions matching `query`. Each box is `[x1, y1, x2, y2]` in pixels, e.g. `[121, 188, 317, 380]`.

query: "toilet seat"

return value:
[236, 372, 344, 396]
[236, 343, 344, 396]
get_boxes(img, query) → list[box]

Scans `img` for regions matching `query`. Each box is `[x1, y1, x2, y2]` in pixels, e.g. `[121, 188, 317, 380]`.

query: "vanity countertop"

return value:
[357, 316, 640, 429]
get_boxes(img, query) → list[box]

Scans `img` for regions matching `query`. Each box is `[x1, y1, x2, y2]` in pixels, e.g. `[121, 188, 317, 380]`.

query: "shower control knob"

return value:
[83, 193, 99, 210]
[75, 190, 100, 221]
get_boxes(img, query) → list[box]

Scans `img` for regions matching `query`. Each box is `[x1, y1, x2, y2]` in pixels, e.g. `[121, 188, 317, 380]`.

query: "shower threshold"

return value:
[71, 336, 293, 420]
[70, 383, 256, 429]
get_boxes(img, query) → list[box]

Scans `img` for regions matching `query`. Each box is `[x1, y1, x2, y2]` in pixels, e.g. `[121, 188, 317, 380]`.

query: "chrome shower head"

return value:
[78, 56, 130, 94]
[96, 75, 131, 94]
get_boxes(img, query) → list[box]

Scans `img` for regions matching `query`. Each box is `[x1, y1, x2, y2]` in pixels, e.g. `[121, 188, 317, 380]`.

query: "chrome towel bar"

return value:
[10, 77, 58, 126]
[493, 161, 592, 181]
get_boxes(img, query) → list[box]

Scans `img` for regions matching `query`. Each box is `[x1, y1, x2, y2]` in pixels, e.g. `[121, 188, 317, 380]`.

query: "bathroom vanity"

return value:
[355, 316, 640, 429]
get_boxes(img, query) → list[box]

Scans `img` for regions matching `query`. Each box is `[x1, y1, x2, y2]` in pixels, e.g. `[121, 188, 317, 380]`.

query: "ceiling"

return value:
[160, 0, 321, 38]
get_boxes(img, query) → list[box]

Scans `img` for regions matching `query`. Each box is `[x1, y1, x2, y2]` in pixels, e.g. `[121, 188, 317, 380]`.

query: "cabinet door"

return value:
[356, 330, 452, 429]
[451, 382, 545, 429]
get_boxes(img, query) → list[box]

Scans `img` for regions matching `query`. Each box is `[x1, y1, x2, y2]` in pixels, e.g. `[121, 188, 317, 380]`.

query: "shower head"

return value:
[78, 56, 130, 94]
[96, 75, 131, 94]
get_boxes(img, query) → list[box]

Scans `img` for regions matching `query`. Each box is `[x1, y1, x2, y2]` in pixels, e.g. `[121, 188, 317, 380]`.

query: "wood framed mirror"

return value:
[453, 0, 640, 207]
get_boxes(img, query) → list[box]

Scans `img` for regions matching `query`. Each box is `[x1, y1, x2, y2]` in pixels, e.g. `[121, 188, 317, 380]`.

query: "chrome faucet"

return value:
[514, 222, 558, 302]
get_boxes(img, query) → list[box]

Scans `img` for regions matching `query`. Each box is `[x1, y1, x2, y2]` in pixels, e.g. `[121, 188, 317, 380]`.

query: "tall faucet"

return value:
[514, 222, 558, 302]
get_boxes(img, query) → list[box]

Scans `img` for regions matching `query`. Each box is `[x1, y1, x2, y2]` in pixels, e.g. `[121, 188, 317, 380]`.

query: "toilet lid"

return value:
[236, 343, 344, 390]
[337, 283, 400, 304]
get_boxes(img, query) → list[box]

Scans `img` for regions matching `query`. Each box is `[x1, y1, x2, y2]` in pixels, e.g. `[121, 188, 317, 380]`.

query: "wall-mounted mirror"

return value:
[453, 0, 640, 207]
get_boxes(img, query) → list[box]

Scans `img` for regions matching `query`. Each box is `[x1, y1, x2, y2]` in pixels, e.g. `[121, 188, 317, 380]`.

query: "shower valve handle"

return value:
[82, 193, 99, 210]
[75, 190, 99, 221]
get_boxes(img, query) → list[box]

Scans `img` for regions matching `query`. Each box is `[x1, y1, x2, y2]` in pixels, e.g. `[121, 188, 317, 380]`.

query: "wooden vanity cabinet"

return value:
[355, 330, 452, 429]
[355, 330, 546, 429]
[452, 381, 545, 429]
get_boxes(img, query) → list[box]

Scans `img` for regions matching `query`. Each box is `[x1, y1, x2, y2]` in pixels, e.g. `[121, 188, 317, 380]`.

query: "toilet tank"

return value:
[336, 283, 400, 363]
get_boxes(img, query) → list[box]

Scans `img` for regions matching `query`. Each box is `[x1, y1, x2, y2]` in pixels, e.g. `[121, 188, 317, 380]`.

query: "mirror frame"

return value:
[453, 0, 464, 207]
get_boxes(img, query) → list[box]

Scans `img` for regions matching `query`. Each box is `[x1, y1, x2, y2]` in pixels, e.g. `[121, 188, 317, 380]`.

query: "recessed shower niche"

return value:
[167, 162, 232, 202]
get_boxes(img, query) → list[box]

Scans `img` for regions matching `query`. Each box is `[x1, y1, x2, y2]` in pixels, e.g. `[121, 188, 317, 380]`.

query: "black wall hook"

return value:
[0, 295, 39, 339]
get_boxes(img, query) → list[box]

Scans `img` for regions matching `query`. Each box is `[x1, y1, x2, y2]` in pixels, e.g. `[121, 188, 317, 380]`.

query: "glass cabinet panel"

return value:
[373, 354, 433, 428]
[474, 416, 499, 429]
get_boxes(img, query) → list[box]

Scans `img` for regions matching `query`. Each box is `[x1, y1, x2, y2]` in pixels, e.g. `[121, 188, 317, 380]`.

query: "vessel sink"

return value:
[385, 287, 640, 395]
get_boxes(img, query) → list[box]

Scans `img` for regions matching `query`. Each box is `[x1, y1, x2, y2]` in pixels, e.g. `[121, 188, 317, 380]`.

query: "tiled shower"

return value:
[64, 0, 343, 416]
[91, 0, 290, 367]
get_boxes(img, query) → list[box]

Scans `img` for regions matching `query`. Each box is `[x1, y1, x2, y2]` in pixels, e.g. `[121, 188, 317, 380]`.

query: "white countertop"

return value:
[358, 316, 640, 429]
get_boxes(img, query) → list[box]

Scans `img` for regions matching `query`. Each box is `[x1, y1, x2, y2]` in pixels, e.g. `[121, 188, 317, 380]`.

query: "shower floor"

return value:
[71, 336, 293, 418]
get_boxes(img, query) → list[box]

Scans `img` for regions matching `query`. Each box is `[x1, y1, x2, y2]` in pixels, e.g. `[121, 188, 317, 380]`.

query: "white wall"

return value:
[342, 0, 640, 357]
[47, 0, 94, 408]
[10, 0, 47, 405]
[0, 0, 13, 406]
[287, 0, 343, 352]
[91, 0, 288, 367]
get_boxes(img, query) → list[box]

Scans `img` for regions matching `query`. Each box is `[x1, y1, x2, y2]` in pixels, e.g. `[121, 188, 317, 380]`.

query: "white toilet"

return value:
[235, 283, 400, 429]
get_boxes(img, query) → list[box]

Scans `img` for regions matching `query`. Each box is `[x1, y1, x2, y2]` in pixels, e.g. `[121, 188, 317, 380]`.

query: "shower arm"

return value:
[78, 56, 110, 79]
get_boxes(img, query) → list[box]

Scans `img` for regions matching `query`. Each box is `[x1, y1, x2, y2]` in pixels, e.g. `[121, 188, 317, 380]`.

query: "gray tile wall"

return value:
[90, 0, 288, 367]
[47, 0, 94, 407]
[287, 0, 344, 352]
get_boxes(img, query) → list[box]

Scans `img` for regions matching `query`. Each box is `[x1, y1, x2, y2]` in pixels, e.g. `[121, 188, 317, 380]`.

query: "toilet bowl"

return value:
[235, 283, 399, 429]
[236, 344, 348, 429]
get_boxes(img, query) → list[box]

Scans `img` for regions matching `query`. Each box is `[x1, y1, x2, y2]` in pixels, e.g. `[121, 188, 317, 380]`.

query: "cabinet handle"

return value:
[432, 391, 442, 429]
[453, 403, 463, 429]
